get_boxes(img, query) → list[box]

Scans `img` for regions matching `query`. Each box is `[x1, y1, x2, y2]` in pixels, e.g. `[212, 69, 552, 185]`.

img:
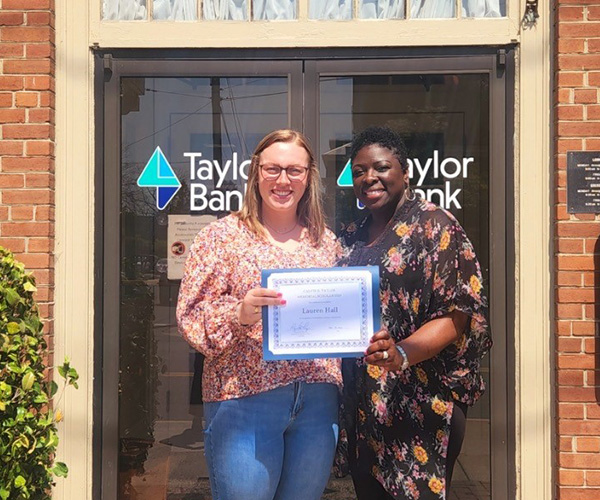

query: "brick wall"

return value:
[0, 0, 55, 333]
[556, 1, 600, 498]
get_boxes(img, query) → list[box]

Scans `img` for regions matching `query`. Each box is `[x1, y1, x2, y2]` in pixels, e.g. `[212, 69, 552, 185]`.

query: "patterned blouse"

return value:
[336, 197, 492, 500]
[176, 214, 343, 403]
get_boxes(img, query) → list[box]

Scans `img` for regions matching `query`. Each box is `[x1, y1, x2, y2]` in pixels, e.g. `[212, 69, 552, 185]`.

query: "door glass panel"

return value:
[118, 75, 289, 499]
[319, 73, 491, 500]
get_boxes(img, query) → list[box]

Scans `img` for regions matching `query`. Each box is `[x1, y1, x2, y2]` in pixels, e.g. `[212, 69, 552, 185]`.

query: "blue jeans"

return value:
[203, 382, 339, 500]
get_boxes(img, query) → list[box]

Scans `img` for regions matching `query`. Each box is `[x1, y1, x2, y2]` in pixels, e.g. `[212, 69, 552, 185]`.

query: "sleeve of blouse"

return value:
[176, 223, 248, 358]
[425, 216, 486, 324]
[422, 213, 492, 358]
[424, 213, 492, 402]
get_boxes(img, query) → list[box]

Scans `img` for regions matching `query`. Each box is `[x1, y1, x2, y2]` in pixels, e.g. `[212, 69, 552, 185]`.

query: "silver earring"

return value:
[405, 185, 416, 201]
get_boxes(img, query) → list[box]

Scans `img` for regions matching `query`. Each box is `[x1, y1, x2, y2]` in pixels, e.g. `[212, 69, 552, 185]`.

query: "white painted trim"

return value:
[515, 0, 553, 498]
[89, 18, 519, 48]
[90, 0, 521, 48]
[54, 0, 94, 498]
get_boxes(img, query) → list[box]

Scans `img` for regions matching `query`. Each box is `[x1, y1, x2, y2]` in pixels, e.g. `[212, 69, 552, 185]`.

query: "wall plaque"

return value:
[567, 151, 600, 213]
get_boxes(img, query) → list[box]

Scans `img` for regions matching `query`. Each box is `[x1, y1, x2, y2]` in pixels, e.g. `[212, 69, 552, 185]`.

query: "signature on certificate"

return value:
[289, 322, 310, 334]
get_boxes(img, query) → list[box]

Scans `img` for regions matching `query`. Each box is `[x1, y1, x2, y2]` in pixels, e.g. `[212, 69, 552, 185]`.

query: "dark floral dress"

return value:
[335, 197, 492, 500]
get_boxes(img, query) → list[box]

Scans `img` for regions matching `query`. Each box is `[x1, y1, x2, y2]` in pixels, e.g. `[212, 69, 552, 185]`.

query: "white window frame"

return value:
[91, 0, 521, 48]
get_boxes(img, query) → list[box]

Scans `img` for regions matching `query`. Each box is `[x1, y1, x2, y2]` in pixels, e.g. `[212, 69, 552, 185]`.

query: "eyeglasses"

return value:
[259, 164, 309, 181]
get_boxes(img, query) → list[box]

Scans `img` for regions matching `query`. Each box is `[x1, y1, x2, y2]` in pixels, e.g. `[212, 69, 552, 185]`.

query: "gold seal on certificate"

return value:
[261, 266, 380, 360]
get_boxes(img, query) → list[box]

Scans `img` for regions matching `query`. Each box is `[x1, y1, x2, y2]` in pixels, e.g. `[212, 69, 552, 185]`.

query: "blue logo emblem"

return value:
[137, 146, 181, 210]
[337, 159, 364, 209]
[337, 159, 352, 187]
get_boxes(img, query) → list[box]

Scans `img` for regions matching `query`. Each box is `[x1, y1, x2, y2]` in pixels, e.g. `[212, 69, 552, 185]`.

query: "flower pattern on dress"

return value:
[334, 198, 492, 500]
[176, 214, 343, 402]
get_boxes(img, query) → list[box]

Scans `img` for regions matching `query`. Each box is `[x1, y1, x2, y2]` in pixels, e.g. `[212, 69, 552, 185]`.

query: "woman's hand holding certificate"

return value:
[261, 266, 380, 360]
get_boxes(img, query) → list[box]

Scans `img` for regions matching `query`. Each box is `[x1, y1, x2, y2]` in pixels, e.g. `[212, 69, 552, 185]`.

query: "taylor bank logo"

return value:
[137, 147, 474, 211]
[137, 146, 181, 210]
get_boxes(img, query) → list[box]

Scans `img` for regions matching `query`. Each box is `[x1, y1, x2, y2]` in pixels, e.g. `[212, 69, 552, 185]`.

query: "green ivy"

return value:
[0, 247, 78, 500]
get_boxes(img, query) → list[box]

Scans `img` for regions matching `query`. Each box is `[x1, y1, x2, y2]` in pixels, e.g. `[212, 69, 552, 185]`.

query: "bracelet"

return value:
[395, 344, 410, 371]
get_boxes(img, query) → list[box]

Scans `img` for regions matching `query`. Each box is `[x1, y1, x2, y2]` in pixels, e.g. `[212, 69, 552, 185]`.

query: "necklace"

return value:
[366, 191, 409, 247]
[263, 219, 298, 235]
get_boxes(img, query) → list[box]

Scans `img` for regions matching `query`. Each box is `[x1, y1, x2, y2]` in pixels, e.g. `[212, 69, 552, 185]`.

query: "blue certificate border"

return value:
[261, 266, 380, 360]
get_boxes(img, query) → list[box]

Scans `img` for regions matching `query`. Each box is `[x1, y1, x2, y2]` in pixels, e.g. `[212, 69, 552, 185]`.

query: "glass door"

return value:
[306, 56, 509, 500]
[102, 53, 511, 500]
[102, 59, 303, 499]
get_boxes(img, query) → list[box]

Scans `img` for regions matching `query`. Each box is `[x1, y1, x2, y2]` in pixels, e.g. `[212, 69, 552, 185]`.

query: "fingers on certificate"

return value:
[370, 329, 391, 343]
[365, 329, 400, 369]
[238, 287, 285, 326]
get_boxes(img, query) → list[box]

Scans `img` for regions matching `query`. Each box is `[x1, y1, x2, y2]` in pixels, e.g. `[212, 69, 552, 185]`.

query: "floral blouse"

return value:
[176, 214, 343, 403]
[336, 197, 492, 500]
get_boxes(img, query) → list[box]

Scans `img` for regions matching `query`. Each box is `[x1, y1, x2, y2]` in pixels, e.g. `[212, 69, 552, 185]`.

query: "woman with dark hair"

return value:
[337, 126, 492, 500]
[177, 129, 341, 500]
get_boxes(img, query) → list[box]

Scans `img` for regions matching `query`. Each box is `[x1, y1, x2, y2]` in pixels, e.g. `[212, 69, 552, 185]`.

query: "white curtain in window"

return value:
[410, 0, 453, 18]
[253, 0, 297, 20]
[462, 0, 501, 17]
[309, 0, 351, 19]
[154, 0, 197, 20]
[360, 0, 405, 19]
[203, 0, 247, 20]
[411, 0, 501, 18]
[103, 0, 147, 20]
[106, 0, 501, 22]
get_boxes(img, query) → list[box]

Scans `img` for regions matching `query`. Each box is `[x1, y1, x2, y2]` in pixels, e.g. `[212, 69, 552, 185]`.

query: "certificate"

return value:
[261, 266, 380, 360]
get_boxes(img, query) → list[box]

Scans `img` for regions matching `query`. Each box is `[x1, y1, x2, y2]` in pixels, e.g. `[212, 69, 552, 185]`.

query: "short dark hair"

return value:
[350, 126, 409, 172]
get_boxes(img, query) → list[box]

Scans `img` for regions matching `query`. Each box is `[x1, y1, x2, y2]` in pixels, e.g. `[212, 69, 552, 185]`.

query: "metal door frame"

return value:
[98, 49, 515, 500]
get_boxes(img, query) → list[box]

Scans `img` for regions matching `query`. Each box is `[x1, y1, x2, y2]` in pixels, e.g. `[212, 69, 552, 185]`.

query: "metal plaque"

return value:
[567, 151, 600, 213]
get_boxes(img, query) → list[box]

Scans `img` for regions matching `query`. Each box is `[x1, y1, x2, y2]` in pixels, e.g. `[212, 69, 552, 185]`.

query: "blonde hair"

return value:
[235, 129, 325, 246]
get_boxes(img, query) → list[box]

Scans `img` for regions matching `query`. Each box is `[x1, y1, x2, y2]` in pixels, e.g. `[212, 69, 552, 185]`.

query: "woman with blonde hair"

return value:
[177, 129, 341, 500]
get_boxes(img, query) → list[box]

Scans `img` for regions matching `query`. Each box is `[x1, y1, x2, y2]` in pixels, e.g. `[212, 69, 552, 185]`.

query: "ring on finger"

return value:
[382, 350, 389, 360]
[254, 306, 260, 314]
